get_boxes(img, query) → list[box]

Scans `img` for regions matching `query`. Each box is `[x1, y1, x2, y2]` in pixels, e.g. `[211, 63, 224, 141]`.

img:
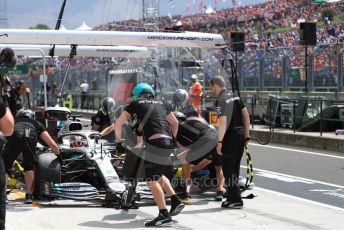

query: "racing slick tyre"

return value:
[34, 153, 61, 198]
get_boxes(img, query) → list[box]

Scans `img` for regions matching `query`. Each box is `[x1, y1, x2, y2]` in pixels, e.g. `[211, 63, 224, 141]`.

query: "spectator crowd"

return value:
[14, 0, 344, 94]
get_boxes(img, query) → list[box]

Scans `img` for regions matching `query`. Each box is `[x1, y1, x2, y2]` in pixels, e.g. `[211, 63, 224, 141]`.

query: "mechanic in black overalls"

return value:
[209, 76, 250, 209]
[91, 97, 116, 142]
[0, 96, 14, 230]
[113, 83, 184, 227]
[174, 108, 225, 203]
[3, 109, 60, 204]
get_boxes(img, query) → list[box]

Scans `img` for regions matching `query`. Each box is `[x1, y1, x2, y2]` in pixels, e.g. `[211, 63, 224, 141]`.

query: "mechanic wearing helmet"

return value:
[209, 76, 250, 209]
[113, 83, 184, 227]
[173, 89, 189, 112]
[173, 88, 199, 116]
[91, 97, 116, 142]
[174, 108, 225, 203]
[2, 109, 60, 204]
[0, 95, 14, 230]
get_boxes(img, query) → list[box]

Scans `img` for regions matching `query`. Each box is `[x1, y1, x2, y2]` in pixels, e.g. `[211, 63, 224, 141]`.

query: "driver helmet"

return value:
[15, 109, 35, 120]
[132, 83, 155, 100]
[173, 89, 189, 108]
[101, 97, 116, 116]
[70, 136, 87, 148]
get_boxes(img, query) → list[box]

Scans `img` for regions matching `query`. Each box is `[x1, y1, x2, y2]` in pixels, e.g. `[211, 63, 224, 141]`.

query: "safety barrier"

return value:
[242, 95, 344, 136]
[239, 43, 344, 92]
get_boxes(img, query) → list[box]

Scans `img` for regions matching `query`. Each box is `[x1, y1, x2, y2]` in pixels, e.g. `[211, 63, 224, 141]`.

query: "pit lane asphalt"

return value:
[5, 118, 344, 229]
[6, 187, 344, 230]
[241, 142, 344, 209]
[81, 117, 344, 208]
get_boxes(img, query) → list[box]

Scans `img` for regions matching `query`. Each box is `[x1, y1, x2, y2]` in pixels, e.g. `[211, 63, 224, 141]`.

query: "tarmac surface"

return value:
[10, 107, 341, 229]
[6, 140, 344, 230]
[6, 186, 344, 230]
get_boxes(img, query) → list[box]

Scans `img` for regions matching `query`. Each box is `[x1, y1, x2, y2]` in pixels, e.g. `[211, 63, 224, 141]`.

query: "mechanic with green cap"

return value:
[113, 83, 184, 227]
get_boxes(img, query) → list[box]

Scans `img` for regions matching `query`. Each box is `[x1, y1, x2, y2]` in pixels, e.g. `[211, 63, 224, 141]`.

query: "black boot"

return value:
[169, 195, 185, 216]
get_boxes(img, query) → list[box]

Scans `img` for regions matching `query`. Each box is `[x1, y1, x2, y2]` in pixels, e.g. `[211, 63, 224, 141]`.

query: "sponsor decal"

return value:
[96, 49, 140, 53]
[147, 35, 214, 42]
[225, 96, 240, 104]
[138, 100, 163, 104]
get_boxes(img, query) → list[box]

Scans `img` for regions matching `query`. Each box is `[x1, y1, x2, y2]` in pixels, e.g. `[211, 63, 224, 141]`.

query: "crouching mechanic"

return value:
[174, 110, 225, 203]
[3, 109, 60, 204]
[113, 83, 184, 227]
[91, 97, 116, 142]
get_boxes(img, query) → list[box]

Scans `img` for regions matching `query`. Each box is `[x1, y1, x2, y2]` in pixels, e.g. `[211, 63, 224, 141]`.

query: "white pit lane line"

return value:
[241, 166, 344, 212]
[244, 167, 344, 189]
[249, 142, 344, 159]
[254, 187, 344, 212]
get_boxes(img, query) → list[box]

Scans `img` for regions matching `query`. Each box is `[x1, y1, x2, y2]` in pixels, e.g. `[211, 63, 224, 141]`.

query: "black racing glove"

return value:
[116, 142, 129, 153]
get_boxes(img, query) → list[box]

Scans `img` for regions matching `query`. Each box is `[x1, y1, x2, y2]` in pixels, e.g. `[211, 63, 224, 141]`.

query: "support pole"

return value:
[305, 45, 308, 93]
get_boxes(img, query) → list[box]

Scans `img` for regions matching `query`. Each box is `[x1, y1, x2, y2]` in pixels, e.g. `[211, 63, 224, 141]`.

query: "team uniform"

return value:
[115, 83, 184, 227]
[3, 117, 46, 173]
[91, 110, 114, 142]
[216, 89, 245, 204]
[125, 98, 175, 180]
[176, 116, 220, 166]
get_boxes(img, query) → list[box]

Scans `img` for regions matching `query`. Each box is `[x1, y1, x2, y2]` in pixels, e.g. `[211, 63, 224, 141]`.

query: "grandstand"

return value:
[6, 0, 344, 109]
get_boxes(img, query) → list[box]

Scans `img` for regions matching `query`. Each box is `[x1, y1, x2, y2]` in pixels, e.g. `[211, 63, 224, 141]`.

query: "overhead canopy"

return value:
[0, 44, 151, 58]
[0, 29, 226, 48]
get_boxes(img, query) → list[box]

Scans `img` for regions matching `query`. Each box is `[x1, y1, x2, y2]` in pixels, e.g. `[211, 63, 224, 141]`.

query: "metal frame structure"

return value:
[0, 44, 158, 110]
[142, 0, 159, 31]
[0, 44, 151, 58]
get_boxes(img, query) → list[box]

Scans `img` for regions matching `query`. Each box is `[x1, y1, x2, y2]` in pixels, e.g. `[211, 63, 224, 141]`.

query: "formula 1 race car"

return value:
[35, 131, 140, 208]
[33, 107, 139, 209]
